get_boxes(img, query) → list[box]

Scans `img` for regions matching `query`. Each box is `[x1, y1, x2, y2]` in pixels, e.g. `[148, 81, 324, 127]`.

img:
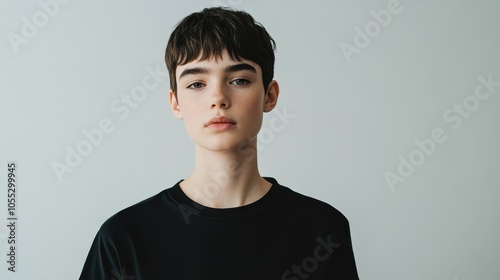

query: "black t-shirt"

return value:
[80, 177, 359, 279]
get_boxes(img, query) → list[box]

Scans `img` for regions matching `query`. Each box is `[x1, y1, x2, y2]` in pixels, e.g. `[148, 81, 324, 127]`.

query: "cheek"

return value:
[243, 94, 264, 113]
[178, 95, 202, 118]
[177, 96, 203, 135]
[238, 95, 265, 126]
[184, 108, 203, 131]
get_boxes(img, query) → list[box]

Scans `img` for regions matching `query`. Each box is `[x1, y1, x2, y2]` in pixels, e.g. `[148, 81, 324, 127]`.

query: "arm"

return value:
[79, 229, 122, 280]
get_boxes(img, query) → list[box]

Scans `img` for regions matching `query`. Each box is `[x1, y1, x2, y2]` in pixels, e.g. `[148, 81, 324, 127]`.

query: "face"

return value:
[169, 50, 279, 152]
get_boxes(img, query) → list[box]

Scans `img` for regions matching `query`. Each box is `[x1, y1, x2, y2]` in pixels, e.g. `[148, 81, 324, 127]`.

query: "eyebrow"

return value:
[178, 63, 257, 80]
[225, 63, 257, 74]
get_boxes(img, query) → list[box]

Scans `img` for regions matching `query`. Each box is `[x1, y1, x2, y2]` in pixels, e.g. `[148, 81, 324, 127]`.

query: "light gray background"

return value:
[1, 0, 499, 279]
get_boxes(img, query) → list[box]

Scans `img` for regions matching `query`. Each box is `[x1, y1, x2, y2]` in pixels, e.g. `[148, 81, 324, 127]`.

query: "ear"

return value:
[263, 80, 279, 113]
[169, 89, 183, 119]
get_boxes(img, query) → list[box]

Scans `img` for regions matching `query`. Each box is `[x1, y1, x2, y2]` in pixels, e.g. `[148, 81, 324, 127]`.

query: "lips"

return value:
[205, 116, 236, 127]
[205, 116, 237, 132]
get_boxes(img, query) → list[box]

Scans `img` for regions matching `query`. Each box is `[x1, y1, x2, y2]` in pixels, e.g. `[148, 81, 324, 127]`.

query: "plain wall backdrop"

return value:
[1, 0, 499, 279]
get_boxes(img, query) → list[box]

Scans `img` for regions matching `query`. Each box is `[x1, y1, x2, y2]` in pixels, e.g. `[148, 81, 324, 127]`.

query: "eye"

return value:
[230, 79, 250, 86]
[187, 82, 205, 89]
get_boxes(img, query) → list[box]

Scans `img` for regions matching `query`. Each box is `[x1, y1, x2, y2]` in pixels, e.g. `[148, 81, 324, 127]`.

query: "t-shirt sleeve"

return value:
[79, 227, 122, 280]
[331, 217, 360, 279]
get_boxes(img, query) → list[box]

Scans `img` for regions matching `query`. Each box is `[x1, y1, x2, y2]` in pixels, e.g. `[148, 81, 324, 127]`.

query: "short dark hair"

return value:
[165, 7, 276, 96]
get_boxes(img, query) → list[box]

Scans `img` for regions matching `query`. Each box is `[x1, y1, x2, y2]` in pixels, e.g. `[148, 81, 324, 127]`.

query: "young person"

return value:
[80, 7, 359, 279]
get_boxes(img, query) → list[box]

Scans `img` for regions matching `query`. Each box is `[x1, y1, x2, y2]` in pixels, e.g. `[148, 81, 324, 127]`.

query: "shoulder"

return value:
[97, 189, 170, 236]
[274, 180, 351, 227]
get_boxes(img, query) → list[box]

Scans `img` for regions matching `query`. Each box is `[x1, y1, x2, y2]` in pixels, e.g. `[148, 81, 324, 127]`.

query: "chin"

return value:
[200, 135, 257, 152]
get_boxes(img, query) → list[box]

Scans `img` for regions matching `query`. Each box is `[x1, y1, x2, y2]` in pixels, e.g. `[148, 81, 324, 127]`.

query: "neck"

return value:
[180, 139, 271, 208]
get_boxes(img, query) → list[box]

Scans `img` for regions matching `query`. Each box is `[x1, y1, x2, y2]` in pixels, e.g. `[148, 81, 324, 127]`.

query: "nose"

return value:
[210, 83, 230, 109]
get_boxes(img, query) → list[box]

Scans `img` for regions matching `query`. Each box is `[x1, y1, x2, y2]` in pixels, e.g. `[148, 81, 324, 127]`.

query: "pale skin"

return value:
[169, 49, 279, 208]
